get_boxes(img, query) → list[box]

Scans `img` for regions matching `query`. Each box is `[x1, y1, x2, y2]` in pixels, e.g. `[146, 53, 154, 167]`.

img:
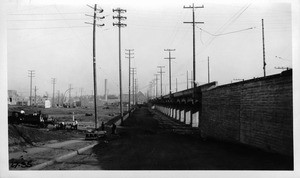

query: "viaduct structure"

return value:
[150, 70, 293, 156]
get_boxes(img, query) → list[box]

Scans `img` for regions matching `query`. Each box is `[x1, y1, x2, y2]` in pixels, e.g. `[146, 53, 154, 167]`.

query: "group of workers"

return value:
[58, 119, 78, 130]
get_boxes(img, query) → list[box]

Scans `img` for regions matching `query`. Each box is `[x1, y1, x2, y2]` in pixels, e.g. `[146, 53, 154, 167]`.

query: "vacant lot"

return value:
[8, 105, 120, 153]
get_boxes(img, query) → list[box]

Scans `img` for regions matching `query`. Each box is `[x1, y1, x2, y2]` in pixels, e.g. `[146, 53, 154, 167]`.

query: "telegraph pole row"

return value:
[51, 78, 56, 107]
[164, 49, 175, 95]
[113, 7, 127, 126]
[85, 4, 105, 130]
[157, 66, 165, 97]
[125, 49, 134, 112]
[154, 74, 159, 98]
[28, 70, 35, 106]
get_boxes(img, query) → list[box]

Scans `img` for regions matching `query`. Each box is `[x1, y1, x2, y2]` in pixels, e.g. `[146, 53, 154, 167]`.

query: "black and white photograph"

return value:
[0, 0, 299, 177]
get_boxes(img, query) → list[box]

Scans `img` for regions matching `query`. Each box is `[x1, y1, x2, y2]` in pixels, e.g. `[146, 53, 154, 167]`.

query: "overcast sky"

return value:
[6, 0, 294, 97]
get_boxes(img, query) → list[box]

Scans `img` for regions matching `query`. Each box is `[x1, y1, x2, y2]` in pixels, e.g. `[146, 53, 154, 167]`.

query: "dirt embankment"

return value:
[8, 105, 122, 153]
[8, 124, 85, 153]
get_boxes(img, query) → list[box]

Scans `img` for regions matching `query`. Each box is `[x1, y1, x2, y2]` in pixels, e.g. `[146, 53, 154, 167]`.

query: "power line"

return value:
[204, 3, 251, 48]
[8, 18, 91, 21]
[8, 26, 90, 30]
[197, 26, 256, 36]
[8, 12, 91, 15]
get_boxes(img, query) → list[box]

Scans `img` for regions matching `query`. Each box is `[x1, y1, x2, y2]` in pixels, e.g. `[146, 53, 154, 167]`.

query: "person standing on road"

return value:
[73, 119, 78, 130]
[111, 123, 116, 134]
[101, 122, 105, 131]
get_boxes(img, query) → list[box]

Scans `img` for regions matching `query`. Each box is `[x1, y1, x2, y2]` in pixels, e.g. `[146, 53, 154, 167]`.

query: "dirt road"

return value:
[43, 106, 293, 170]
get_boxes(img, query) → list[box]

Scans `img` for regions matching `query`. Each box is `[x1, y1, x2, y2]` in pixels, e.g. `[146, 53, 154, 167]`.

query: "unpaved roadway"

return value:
[43, 106, 293, 170]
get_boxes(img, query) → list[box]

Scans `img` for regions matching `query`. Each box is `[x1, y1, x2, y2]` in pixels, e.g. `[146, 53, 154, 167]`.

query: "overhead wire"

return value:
[8, 18, 92, 21]
[8, 12, 91, 15]
[197, 26, 256, 37]
[204, 3, 252, 48]
[8, 26, 90, 30]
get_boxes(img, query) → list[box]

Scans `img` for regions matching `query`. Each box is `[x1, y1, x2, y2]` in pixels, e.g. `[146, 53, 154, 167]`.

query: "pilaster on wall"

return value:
[185, 110, 191, 125]
[176, 110, 180, 120]
[192, 111, 199, 127]
[180, 110, 185, 122]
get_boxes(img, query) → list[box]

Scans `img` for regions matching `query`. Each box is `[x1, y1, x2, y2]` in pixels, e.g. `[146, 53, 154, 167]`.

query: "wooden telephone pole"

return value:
[113, 7, 127, 125]
[164, 49, 175, 95]
[85, 4, 105, 130]
[184, 3, 204, 102]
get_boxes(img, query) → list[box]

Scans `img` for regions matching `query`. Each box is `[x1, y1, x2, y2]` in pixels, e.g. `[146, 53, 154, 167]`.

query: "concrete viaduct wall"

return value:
[152, 70, 293, 156]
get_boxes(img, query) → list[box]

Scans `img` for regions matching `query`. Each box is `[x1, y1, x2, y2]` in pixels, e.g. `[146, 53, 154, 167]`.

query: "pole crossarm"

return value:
[183, 22, 204, 24]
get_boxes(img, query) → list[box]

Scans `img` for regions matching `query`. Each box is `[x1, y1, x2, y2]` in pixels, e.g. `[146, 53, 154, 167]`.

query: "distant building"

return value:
[136, 91, 147, 104]
[44, 99, 51, 108]
[122, 91, 147, 104]
[8, 90, 29, 105]
[8, 90, 18, 105]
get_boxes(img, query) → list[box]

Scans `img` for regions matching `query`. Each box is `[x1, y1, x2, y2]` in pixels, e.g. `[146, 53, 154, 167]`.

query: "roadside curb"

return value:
[27, 142, 98, 170]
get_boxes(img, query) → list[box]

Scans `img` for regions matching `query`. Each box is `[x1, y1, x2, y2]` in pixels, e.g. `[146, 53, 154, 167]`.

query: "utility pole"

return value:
[164, 49, 175, 95]
[135, 78, 138, 104]
[113, 7, 127, 125]
[85, 4, 105, 130]
[131, 68, 136, 105]
[191, 70, 193, 88]
[187, 70, 189, 89]
[57, 90, 60, 107]
[176, 78, 178, 92]
[262, 19, 266, 77]
[154, 74, 159, 98]
[28, 70, 35, 106]
[69, 84, 72, 106]
[80, 88, 83, 101]
[184, 3, 204, 102]
[51, 78, 56, 107]
[34, 86, 38, 107]
[157, 66, 165, 97]
[149, 81, 153, 99]
[125, 49, 134, 112]
[208, 56, 210, 83]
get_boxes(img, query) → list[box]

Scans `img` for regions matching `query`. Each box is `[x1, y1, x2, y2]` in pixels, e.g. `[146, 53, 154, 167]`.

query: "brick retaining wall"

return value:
[200, 70, 293, 156]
